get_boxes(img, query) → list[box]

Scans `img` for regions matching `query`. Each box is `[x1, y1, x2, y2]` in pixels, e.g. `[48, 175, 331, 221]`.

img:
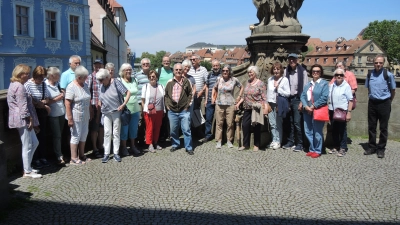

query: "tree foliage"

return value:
[200, 61, 212, 71]
[363, 20, 400, 64]
[139, 50, 167, 70]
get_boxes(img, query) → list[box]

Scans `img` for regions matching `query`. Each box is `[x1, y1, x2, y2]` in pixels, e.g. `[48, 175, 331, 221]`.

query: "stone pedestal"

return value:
[0, 140, 10, 210]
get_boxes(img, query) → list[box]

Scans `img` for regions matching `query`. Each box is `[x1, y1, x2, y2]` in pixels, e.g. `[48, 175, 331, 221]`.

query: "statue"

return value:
[252, 0, 304, 31]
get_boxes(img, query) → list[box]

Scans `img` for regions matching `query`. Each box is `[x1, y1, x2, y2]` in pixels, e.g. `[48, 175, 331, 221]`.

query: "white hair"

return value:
[46, 67, 60, 78]
[119, 63, 132, 77]
[69, 55, 81, 64]
[333, 68, 345, 75]
[212, 59, 220, 65]
[105, 62, 115, 70]
[182, 59, 192, 68]
[248, 66, 259, 76]
[74, 66, 89, 79]
[96, 68, 110, 80]
[174, 63, 182, 70]
[141, 58, 151, 65]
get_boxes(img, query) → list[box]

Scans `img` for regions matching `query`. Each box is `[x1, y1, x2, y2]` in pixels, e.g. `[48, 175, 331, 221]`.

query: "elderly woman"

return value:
[266, 62, 290, 150]
[8, 64, 41, 178]
[105, 62, 116, 78]
[65, 66, 92, 165]
[237, 66, 268, 151]
[300, 64, 329, 158]
[212, 65, 243, 149]
[45, 67, 66, 164]
[141, 70, 165, 152]
[328, 68, 353, 157]
[24, 66, 51, 169]
[97, 68, 131, 163]
[119, 63, 141, 156]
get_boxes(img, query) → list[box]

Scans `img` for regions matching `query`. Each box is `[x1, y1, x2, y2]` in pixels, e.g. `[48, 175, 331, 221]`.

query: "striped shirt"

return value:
[132, 70, 150, 100]
[99, 79, 128, 115]
[188, 66, 208, 93]
[24, 79, 50, 102]
[65, 82, 91, 122]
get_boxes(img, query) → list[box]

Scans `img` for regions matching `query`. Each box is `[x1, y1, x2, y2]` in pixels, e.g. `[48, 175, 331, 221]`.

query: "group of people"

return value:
[7, 53, 395, 179]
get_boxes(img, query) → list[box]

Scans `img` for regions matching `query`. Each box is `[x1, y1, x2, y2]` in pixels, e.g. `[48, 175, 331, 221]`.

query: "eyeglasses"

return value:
[175, 69, 182, 71]
[374, 62, 384, 64]
[312, 70, 321, 74]
[149, 76, 157, 79]
[142, 63, 150, 66]
[190, 59, 197, 61]
[222, 70, 229, 72]
[334, 74, 344, 77]
[97, 79, 104, 82]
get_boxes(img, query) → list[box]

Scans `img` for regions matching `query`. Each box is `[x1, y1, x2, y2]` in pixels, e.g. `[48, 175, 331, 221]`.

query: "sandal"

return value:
[70, 158, 85, 165]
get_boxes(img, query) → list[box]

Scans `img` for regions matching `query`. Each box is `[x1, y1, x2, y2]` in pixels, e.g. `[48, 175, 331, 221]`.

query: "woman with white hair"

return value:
[328, 68, 353, 157]
[45, 67, 66, 164]
[118, 63, 141, 156]
[97, 68, 131, 163]
[237, 66, 268, 151]
[105, 62, 116, 78]
[65, 66, 93, 165]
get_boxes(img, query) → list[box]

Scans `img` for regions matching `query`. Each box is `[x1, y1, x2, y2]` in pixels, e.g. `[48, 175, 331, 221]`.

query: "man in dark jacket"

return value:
[164, 63, 194, 155]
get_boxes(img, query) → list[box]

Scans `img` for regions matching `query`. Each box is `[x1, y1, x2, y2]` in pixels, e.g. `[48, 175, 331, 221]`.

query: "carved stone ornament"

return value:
[65, 5, 82, 19]
[69, 41, 82, 54]
[14, 57, 36, 65]
[45, 39, 61, 54]
[273, 47, 288, 58]
[14, 36, 34, 53]
[41, 0, 61, 13]
[44, 57, 63, 71]
[11, 0, 34, 9]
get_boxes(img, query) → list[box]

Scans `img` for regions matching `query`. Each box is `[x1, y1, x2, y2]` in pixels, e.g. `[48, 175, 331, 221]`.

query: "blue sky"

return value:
[118, 0, 400, 57]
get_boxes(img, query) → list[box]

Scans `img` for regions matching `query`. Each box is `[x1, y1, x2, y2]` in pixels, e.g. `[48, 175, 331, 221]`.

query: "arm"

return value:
[204, 85, 208, 106]
[389, 73, 396, 101]
[164, 83, 172, 110]
[118, 90, 131, 111]
[186, 82, 193, 110]
[65, 99, 74, 127]
[314, 82, 329, 108]
[278, 78, 290, 97]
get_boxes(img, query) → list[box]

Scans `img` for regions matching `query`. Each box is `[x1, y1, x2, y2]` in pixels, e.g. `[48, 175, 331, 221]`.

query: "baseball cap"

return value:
[288, 53, 298, 59]
[94, 59, 103, 64]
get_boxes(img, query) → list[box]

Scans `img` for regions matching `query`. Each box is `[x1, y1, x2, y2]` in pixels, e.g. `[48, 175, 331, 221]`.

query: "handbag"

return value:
[114, 79, 131, 126]
[147, 84, 157, 115]
[331, 85, 347, 122]
[311, 85, 329, 122]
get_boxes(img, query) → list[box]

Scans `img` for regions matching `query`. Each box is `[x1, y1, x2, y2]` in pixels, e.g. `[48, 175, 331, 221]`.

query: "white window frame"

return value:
[0, 0, 3, 43]
[43, 10, 61, 40]
[0, 58, 4, 89]
[13, 0, 34, 37]
[68, 13, 83, 42]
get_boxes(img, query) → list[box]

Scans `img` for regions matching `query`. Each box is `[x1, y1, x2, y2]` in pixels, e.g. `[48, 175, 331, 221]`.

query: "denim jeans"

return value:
[303, 112, 325, 154]
[120, 112, 140, 140]
[17, 126, 39, 173]
[48, 115, 65, 158]
[205, 101, 216, 139]
[103, 111, 122, 155]
[268, 103, 283, 144]
[286, 97, 303, 146]
[168, 110, 192, 151]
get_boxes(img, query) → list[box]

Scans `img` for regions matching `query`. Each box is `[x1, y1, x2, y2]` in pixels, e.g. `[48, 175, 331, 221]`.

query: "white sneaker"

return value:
[216, 141, 222, 149]
[23, 172, 42, 179]
[267, 142, 275, 149]
[272, 142, 281, 150]
[227, 141, 233, 148]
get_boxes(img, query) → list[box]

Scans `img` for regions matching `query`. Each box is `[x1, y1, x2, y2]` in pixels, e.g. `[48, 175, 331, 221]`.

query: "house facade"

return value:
[0, 0, 91, 89]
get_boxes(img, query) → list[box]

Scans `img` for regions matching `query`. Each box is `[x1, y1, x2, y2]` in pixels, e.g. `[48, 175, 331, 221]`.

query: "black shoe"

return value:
[32, 160, 44, 169]
[187, 150, 194, 155]
[170, 147, 178, 152]
[377, 150, 385, 158]
[364, 149, 376, 155]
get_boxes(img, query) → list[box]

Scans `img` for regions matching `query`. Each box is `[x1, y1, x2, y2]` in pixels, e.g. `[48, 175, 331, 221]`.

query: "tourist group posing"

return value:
[7, 53, 395, 178]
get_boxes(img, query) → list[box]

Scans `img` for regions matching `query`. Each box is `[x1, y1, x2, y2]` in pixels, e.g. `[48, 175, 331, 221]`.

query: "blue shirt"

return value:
[328, 80, 353, 110]
[206, 70, 221, 101]
[60, 68, 75, 89]
[365, 69, 396, 100]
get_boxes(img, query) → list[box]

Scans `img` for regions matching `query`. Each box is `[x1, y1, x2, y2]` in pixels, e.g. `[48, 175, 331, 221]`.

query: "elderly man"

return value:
[60, 55, 81, 90]
[157, 56, 173, 142]
[86, 59, 104, 158]
[203, 59, 222, 142]
[365, 55, 396, 158]
[164, 63, 194, 155]
[282, 53, 309, 152]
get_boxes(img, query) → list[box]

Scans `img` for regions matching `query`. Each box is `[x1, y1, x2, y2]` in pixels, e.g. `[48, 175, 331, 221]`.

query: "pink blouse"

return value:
[242, 79, 267, 110]
[7, 82, 39, 128]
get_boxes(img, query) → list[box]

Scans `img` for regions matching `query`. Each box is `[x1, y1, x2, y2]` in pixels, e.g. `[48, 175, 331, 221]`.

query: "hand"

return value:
[68, 118, 74, 127]
[305, 106, 313, 115]
[346, 112, 351, 122]
[298, 102, 303, 111]
[34, 127, 40, 134]
[211, 99, 216, 105]
[263, 106, 269, 115]
[204, 100, 207, 107]
[117, 104, 125, 111]
[27, 120, 33, 131]
[197, 91, 203, 98]
[235, 103, 240, 110]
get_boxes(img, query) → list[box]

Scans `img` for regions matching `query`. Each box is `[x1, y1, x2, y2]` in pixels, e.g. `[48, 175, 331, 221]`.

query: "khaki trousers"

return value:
[215, 104, 235, 142]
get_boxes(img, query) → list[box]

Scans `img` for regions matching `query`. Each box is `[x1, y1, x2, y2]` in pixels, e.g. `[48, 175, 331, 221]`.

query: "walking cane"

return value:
[235, 113, 243, 149]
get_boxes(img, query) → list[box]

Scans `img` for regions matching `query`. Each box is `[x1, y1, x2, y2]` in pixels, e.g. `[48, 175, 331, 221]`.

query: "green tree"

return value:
[139, 50, 167, 70]
[363, 20, 400, 64]
[200, 61, 212, 71]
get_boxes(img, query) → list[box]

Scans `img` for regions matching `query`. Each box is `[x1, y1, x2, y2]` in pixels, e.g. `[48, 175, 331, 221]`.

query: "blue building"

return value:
[0, 0, 91, 89]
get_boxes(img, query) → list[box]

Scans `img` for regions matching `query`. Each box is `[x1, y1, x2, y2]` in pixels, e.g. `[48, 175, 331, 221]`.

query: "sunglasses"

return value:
[97, 79, 104, 82]
[190, 59, 197, 61]
[312, 70, 321, 74]
[334, 74, 344, 77]
[175, 69, 182, 71]
[222, 70, 229, 72]
[142, 63, 150, 66]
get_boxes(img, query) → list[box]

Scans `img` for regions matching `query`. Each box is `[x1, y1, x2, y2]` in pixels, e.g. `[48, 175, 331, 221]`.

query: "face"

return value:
[212, 62, 220, 72]
[288, 57, 297, 68]
[162, 57, 171, 67]
[374, 57, 384, 71]
[311, 67, 322, 79]
[222, 68, 230, 78]
[149, 73, 157, 83]
[49, 74, 60, 83]
[141, 60, 150, 70]
[123, 68, 132, 78]
[273, 67, 281, 77]
[20, 72, 30, 84]
[78, 75, 88, 84]
[248, 70, 256, 80]
[334, 71, 344, 82]
[93, 63, 103, 73]
[190, 57, 200, 67]
[108, 68, 115, 76]
[70, 58, 81, 71]
[174, 65, 183, 78]
[336, 63, 345, 70]
[98, 76, 110, 86]
[183, 65, 191, 75]
[33, 74, 45, 84]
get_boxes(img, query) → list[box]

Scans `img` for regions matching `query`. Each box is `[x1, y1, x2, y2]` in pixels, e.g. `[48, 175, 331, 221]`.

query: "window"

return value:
[333, 58, 337, 63]
[355, 69, 358, 74]
[323, 58, 328, 64]
[361, 69, 364, 74]
[315, 58, 319, 63]
[358, 56, 362, 64]
[70, 15, 79, 40]
[344, 58, 348, 63]
[16, 6, 29, 35]
[307, 58, 310, 63]
[45, 11, 56, 38]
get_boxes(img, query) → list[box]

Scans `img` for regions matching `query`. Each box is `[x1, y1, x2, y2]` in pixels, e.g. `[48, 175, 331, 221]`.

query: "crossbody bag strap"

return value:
[113, 79, 123, 105]
[42, 82, 45, 100]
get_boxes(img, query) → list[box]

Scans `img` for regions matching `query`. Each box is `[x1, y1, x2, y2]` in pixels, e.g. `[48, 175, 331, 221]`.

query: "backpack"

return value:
[367, 69, 390, 93]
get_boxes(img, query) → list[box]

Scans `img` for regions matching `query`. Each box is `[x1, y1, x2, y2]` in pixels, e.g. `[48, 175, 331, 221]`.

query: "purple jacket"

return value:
[7, 82, 39, 128]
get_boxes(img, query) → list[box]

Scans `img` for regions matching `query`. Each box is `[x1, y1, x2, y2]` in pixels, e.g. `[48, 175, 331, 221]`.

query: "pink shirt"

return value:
[7, 82, 39, 128]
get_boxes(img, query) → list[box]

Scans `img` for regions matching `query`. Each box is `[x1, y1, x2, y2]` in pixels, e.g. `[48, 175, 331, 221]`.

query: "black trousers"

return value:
[242, 110, 261, 148]
[368, 98, 391, 151]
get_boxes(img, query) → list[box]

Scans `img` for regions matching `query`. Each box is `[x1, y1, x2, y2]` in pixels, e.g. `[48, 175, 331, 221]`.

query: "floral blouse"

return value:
[242, 79, 267, 110]
[214, 77, 242, 106]
[7, 82, 39, 128]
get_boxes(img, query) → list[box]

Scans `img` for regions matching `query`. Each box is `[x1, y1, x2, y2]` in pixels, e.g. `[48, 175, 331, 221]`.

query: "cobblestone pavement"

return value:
[2, 137, 400, 224]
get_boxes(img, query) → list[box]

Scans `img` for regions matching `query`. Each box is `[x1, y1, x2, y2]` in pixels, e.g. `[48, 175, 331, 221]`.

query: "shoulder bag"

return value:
[114, 79, 131, 126]
[331, 85, 347, 122]
[311, 84, 329, 122]
[147, 84, 157, 114]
